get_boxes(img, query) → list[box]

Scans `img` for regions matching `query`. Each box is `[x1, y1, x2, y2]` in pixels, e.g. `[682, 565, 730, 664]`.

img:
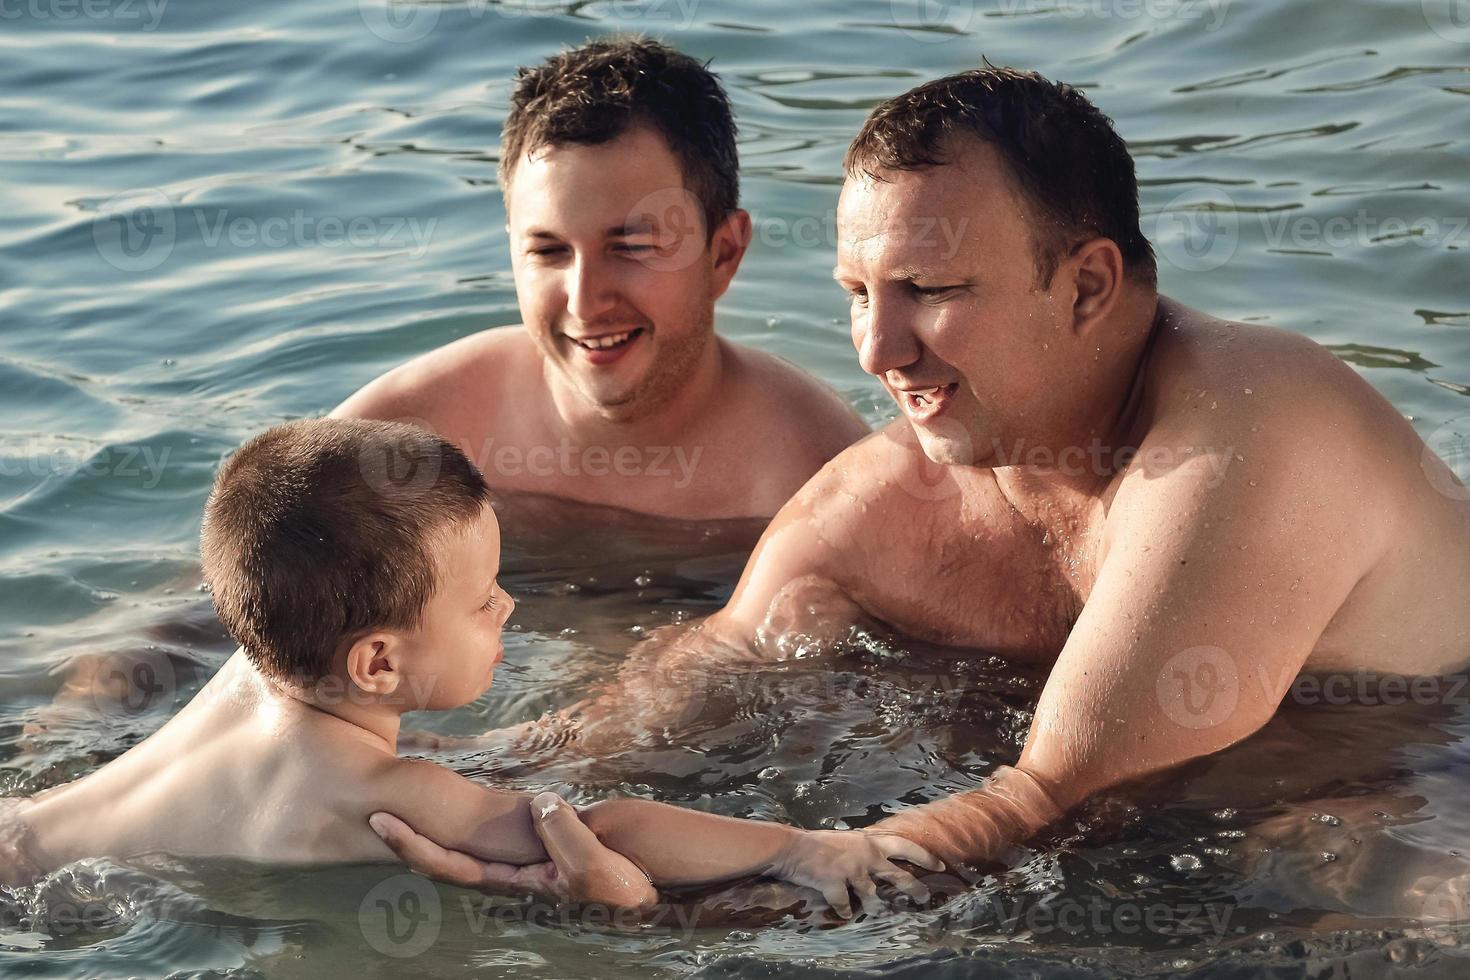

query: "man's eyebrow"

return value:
[521, 222, 656, 240]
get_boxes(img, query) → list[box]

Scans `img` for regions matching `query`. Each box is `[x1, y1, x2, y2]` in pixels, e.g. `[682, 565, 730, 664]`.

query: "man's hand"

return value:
[370, 792, 657, 911]
[764, 827, 943, 918]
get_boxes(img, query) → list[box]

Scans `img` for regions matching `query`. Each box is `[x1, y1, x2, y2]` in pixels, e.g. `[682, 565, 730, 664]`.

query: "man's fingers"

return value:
[529, 793, 604, 883]
[876, 868, 931, 905]
[874, 835, 945, 872]
[852, 876, 880, 915]
[370, 811, 489, 890]
[820, 882, 853, 919]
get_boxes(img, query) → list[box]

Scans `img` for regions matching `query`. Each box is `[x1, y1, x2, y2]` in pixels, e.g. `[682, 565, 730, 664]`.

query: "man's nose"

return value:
[856, 300, 922, 377]
[566, 256, 619, 324]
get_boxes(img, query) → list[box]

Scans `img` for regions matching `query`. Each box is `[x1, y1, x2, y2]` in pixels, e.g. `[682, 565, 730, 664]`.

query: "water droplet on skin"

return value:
[1249, 480, 1258, 487]
[758, 767, 781, 780]
[1245, 388, 1253, 395]
[1313, 813, 1342, 826]
[1321, 851, 1338, 863]
[634, 574, 652, 587]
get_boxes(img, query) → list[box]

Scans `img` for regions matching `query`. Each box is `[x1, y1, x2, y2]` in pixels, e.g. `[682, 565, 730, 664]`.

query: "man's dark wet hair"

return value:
[845, 65, 1157, 289]
[498, 35, 739, 239]
[201, 418, 491, 682]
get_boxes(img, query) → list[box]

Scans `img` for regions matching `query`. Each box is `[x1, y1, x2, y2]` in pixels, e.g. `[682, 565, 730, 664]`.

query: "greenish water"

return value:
[3, 0, 1470, 976]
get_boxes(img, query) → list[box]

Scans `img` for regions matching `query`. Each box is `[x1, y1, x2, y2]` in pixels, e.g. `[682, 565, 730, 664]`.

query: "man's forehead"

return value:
[506, 126, 687, 229]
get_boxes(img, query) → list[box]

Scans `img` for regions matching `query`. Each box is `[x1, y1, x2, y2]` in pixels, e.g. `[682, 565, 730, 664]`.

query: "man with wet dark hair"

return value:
[380, 66, 1470, 902]
[336, 36, 867, 520]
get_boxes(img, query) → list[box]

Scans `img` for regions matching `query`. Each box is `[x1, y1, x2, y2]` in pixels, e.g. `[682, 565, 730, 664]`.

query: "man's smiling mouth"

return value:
[566, 327, 647, 365]
[896, 382, 959, 422]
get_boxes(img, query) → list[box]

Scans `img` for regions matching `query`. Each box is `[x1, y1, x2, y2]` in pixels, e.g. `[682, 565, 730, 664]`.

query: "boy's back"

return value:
[22, 652, 404, 868]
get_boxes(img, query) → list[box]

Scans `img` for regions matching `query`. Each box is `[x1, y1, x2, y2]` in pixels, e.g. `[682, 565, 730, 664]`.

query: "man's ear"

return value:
[343, 632, 405, 697]
[1066, 236, 1125, 338]
[708, 208, 752, 300]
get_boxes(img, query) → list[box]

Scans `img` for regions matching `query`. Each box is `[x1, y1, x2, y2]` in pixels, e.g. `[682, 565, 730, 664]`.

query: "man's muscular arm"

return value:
[874, 409, 1390, 867]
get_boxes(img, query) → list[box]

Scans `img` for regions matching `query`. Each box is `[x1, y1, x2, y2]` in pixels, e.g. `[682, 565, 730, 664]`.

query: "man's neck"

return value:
[544, 333, 727, 449]
[996, 288, 1161, 502]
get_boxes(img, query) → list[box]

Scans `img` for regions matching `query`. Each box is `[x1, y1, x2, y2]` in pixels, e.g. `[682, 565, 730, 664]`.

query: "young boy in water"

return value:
[5, 419, 938, 914]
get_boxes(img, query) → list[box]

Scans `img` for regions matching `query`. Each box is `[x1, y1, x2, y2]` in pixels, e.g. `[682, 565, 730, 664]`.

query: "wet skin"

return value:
[372, 135, 1470, 905]
[679, 137, 1470, 864]
[333, 123, 867, 521]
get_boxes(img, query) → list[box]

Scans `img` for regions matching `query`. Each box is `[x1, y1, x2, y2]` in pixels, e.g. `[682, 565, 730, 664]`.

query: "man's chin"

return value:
[912, 421, 984, 467]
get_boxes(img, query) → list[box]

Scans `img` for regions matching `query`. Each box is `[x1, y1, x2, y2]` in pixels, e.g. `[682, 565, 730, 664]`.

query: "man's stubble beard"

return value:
[580, 306, 716, 425]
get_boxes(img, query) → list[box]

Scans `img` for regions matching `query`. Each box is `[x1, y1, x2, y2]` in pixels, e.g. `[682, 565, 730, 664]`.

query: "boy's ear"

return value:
[344, 632, 405, 697]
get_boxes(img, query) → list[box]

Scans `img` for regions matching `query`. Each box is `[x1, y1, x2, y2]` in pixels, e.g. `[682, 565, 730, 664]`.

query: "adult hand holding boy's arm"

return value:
[377, 786, 942, 918]
[372, 758, 657, 909]
[371, 790, 657, 910]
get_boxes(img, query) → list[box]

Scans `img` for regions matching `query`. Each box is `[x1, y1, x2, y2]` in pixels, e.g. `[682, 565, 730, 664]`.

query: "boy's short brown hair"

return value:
[201, 419, 491, 681]
[498, 35, 739, 238]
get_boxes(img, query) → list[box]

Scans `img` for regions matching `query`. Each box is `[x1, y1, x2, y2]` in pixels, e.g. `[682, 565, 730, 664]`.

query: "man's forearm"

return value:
[871, 765, 1065, 868]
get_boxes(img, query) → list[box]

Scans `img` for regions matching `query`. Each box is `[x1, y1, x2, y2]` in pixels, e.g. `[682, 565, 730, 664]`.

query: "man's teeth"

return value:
[911, 386, 944, 404]
[577, 330, 636, 350]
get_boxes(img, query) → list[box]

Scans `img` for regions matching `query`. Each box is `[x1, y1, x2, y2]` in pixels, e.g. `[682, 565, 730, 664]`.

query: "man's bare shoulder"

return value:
[1146, 299, 1385, 434]
[332, 325, 535, 425]
[1115, 298, 1412, 560]
[722, 341, 870, 454]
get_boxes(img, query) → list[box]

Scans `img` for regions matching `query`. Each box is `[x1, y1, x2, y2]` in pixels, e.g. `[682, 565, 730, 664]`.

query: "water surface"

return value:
[3, 0, 1470, 975]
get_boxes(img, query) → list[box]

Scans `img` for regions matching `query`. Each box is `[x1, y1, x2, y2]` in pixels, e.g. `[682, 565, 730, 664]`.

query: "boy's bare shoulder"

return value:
[332, 325, 535, 427]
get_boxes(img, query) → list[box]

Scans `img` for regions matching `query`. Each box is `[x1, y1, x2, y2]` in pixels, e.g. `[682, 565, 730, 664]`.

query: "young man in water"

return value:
[3, 419, 940, 915]
[378, 68, 1470, 898]
[333, 38, 867, 520]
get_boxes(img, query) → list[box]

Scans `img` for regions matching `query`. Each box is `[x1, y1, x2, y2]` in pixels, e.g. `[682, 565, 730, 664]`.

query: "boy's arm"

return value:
[375, 758, 545, 865]
[375, 764, 941, 917]
[578, 797, 939, 915]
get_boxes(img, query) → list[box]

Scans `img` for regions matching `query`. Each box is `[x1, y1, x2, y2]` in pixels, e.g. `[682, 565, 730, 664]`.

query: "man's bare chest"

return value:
[841, 480, 1106, 660]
